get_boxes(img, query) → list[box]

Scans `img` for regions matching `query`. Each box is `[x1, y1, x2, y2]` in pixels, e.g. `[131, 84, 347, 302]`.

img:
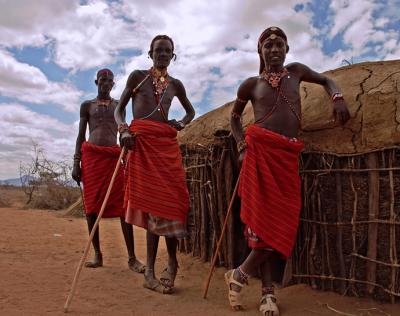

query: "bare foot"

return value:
[128, 257, 145, 273]
[85, 253, 103, 268]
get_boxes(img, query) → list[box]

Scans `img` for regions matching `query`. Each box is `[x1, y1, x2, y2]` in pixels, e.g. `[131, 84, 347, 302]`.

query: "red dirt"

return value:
[0, 207, 399, 315]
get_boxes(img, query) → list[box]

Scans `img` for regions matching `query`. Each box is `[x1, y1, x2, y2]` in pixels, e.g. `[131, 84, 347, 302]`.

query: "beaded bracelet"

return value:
[118, 123, 130, 134]
[237, 140, 248, 153]
[236, 97, 247, 104]
[231, 111, 242, 119]
[332, 92, 344, 102]
[73, 153, 81, 163]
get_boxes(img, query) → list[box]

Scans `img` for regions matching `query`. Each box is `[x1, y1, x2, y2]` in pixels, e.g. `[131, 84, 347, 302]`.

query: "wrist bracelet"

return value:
[177, 120, 185, 129]
[231, 111, 242, 119]
[236, 97, 247, 104]
[332, 93, 344, 102]
[237, 140, 248, 153]
[73, 153, 81, 163]
[118, 123, 130, 134]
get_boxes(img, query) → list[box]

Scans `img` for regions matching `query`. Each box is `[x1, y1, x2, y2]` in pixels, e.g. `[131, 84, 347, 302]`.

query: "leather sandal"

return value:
[224, 269, 245, 311]
[259, 294, 279, 316]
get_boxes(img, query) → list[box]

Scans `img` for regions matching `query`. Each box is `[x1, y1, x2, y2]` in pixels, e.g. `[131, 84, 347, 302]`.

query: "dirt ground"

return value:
[1, 208, 399, 316]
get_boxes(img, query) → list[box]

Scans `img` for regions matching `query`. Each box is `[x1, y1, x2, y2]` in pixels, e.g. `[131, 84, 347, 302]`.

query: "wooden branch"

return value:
[388, 150, 397, 303]
[335, 160, 346, 293]
[348, 157, 359, 297]
[300, 166, 400, 173]
[64, 147, 126, 313]
[365, 153, 380, 295]
[292, 274, 400, 297]
[350, 253, 400, 268]
[299, 218, 400, 226]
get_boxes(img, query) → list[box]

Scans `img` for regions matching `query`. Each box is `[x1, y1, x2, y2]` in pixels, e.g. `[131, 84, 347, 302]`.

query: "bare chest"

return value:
[253, 75, 300, 106]
[132, 81, 176, 118]
[88, 101, 118, 125]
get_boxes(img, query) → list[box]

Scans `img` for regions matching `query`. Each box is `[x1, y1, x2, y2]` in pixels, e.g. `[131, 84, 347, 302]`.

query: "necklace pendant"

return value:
[160, 76, 165, 83]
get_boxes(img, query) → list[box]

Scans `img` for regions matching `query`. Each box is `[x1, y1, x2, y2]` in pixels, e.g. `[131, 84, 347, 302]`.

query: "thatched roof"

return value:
[178, 60, 400, 154]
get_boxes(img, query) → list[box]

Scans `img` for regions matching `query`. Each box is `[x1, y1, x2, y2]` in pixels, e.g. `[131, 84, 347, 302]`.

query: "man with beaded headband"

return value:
[226, 27, 350, 315]
[72, 69, 145, 272]
[115, 35, 195, 294]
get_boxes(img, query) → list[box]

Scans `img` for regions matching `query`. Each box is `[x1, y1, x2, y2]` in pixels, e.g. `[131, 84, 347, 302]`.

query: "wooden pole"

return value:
[365, 152, 380, 295]
[64, 147, 126, 313]
[203, 174, 240, 299]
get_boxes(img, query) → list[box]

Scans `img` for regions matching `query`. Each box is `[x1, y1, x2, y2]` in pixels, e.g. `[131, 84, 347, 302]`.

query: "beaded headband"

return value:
[257, 26, 288, 53]
[96, 68, 114, 79]
[258, 27, 288, 74]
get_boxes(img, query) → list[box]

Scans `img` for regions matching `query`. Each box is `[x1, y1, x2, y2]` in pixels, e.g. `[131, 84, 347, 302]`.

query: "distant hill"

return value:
[0, 175, 35, 187]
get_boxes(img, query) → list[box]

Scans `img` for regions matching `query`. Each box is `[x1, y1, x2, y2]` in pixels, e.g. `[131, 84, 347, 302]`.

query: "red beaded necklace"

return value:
[261, 67, 289, 88]
[150, 67, 169, 104]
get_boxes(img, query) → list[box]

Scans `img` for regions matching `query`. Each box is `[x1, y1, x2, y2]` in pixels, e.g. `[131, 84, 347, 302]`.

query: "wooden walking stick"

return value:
[64, 147, 126, 313]
[203, 174, 241, 299]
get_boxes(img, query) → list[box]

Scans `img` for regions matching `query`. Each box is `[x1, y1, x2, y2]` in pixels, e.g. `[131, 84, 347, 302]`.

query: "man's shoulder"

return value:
[240, 76, 259, 88]
[286, 62, 305, 72]
[168, 75, 186, 90]
[81, 99, 96, 106]
[168, 75, 180, 84]
[130, 69, 149, 78]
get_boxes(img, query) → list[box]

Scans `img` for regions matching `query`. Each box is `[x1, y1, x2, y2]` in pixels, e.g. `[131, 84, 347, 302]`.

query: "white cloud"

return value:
[113, 0, 330, 116]
[1, 0, 400, 178]
[0, 0, 79, 47]
[328, 0, 399, 60]
[0, 103, 76, 179]
[0, 49, 82, 112]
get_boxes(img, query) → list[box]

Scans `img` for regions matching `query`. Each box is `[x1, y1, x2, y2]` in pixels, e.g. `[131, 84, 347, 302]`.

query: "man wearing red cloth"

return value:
[72, 69, 145, 273]
[115, 35, 195, 294]
[226, 27, 350, 315]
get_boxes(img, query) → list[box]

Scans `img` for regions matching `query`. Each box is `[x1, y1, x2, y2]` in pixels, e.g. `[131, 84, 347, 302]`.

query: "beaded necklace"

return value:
[260, 67, 289, 88]
[150, 67, 169, 104]
[258, 68, 301, 124]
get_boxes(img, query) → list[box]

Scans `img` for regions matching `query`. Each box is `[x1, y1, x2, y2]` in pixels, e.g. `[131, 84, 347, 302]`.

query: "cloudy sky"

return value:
[0, 0, 399, 179]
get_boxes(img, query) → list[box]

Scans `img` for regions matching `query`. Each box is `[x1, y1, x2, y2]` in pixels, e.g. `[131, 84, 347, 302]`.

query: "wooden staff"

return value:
[203, 174, 240, 299]
[64, 147, 126, 313]
[132, 73, 150, 95]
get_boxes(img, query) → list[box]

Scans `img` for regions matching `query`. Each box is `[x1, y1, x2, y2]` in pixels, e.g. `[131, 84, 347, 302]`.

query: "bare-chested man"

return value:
[226, 27, 350, 315]
[114, 35, 195, 294]
[72, 69, 145, 273]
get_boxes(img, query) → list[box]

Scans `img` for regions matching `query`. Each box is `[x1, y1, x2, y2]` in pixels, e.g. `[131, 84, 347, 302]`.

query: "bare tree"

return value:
[19, 142, 78, 209]
[19, 143, 41, 204]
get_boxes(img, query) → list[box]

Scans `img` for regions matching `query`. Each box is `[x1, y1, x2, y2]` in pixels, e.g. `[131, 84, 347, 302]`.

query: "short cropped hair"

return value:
[148, 35, 177, 61]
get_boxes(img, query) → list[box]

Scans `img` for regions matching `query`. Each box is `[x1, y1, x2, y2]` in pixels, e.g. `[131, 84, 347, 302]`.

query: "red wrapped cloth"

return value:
[124, 119, 189, 229]
[81, 142, 124, 218]
[239, 125, 304, 258]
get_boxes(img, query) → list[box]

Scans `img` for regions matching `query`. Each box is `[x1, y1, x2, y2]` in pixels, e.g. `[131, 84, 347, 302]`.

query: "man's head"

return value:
[258, 27, 289, 73]
[148, 35, 176, 70]
[95, 68, 114, 95]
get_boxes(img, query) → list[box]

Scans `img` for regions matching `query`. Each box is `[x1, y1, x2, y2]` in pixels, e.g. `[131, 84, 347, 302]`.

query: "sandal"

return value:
[259, 294, 279, 316]
[160, 266, 178, 289]
[224, 269, 245, 311]
[143, 278, 173, 295]
[128, 258, 146, 273]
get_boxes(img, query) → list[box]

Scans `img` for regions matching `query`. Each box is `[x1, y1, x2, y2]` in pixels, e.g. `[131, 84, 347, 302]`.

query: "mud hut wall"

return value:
[292, 148, 400, 301]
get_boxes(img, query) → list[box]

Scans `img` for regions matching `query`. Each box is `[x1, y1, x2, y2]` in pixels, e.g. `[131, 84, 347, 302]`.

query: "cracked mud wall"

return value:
[179, 60, 400, 154]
